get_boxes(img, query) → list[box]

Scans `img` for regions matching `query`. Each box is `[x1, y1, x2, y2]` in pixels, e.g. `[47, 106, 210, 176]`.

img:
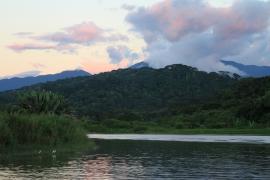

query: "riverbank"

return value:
[89, 129, 270, 135]
[144, 128, 270, 135]
[86, 122, 270, 135]
[87, 134, 270, 144]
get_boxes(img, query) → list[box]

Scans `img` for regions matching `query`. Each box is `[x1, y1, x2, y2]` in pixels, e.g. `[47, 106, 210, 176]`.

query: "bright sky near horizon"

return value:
[1, 0, 269, 78]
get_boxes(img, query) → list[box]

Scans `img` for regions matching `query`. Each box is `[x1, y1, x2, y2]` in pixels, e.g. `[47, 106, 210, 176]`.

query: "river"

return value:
[0, 134, 270, 179]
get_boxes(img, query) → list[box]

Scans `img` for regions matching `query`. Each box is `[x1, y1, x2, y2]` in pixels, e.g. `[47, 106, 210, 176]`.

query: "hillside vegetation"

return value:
[1, 64, 270, 133]
[2, 65, 237, 117]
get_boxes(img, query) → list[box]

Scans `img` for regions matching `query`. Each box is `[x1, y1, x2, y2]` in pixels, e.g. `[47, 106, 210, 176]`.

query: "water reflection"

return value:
[1, 140, 270, 179]
[84, 156, 112, 179]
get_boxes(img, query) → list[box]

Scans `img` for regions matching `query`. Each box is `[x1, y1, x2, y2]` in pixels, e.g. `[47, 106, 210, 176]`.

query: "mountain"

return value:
[0, 64, 237, 119]
[2, 63, 270, 127]
[221, 60, 270, 77]
[129, 62, 150, 69]
[0, 70, 90, 92]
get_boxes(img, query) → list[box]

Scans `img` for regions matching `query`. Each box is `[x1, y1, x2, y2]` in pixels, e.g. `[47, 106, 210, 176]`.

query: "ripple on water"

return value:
[1, 137, 270, 179]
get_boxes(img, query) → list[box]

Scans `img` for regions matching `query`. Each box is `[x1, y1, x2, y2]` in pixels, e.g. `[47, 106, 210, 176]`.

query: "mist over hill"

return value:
[131, 60, 270, 78]
[221, 60, 270, 77]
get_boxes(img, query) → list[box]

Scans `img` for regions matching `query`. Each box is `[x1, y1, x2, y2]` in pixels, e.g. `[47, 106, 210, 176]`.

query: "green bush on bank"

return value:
[0, 90, 88, 147]
[0, 112, 87, 147]
[12, 90, 70, 115]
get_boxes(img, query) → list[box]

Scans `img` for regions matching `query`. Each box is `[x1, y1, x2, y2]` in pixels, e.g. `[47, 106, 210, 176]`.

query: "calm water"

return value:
[1, 135, 270, 179]
[88, 134, 270, 144]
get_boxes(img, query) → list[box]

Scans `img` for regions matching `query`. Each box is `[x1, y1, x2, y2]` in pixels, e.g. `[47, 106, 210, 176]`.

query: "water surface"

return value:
[1, 135, 270, 179]
[88, 134, 270, 144]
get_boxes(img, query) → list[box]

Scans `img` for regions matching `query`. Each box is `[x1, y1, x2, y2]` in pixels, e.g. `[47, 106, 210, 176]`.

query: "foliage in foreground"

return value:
[0, 91, 90, 147]
[14, 90, 70, 115]
[0, 112, 88, 147]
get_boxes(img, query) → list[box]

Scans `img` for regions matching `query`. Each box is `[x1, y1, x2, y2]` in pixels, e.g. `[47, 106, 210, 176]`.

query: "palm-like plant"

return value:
[17, 90, 70, 115]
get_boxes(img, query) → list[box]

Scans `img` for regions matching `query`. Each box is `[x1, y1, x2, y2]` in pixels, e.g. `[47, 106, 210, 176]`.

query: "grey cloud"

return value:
[107, 45, 139, 64]
[126, 0, 270, 72]
[104, 34, 129, 42]
[107, 47, 123, 64]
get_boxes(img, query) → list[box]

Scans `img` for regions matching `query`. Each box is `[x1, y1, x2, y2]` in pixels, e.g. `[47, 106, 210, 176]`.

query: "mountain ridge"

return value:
[3, 64, 236, 118]
[131, 61, 270, 78]
[129, 62, 150, 69]
[1, 63, 270, 127]
[0, 70, 90, 92]
[221, 60, 270, 77]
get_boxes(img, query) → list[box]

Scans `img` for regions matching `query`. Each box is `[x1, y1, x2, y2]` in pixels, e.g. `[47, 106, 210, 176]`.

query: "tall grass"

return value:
[0, 112, 88, 147]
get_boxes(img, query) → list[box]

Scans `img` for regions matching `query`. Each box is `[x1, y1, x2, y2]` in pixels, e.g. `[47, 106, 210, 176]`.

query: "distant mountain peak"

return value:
[221, 60, 270, 77]
[129, 62, 150, 69]
[0, 70, 91, 92]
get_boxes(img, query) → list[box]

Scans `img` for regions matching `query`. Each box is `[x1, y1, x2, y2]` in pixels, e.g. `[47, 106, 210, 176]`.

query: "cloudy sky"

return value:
[1, 0, 270, 77]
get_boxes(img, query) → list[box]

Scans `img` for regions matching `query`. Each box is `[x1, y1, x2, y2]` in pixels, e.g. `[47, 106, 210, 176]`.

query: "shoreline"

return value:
[87, 128, 270, 136]
[88, 134, 270, 144]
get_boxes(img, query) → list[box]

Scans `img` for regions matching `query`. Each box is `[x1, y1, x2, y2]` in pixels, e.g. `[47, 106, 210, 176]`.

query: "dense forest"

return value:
[0, 64, 270, 133]
[0, 64, 237, 118]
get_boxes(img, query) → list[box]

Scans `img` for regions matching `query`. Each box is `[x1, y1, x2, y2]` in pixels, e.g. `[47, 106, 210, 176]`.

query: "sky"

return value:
[1, 0, 270, 78]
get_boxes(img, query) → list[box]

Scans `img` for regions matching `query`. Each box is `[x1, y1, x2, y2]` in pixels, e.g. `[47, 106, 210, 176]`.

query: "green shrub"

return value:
[16, 90, 70, 115]
[0, 112, 87, 147]
[186, 110, 239, 128]
[0, 113, 13, 146]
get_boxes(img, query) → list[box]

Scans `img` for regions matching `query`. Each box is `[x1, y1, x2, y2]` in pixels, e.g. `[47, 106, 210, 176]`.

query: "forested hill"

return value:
[0, 64, 238, 119]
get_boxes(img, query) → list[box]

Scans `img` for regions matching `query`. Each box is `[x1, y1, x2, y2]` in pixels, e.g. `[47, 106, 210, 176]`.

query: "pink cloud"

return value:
[7, 43, 76, 53]
[8, 43, 55, 52]
[9, 21, 129, 55]
[40, 22, 103, 45]
[39, 22, 128, 45]
[215, 2, 270, 39]
[127, 0, 270, 42]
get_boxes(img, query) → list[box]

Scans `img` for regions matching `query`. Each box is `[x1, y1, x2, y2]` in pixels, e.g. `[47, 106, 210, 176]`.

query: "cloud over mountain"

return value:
[126, 0, 270, 73]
